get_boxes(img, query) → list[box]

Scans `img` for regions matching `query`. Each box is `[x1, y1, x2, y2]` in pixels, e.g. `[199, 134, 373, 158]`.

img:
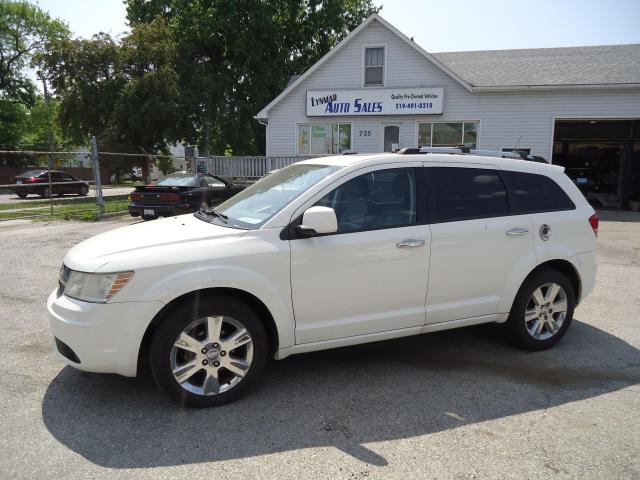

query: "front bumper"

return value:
[128, 203, 193, 218]
[47, 290, 164, 377]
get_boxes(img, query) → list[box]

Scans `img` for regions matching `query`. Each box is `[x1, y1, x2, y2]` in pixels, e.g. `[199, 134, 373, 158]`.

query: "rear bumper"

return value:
[47, 290, 165, 377]
[576, 250, 597, 302]
[128, 203, 193, 217]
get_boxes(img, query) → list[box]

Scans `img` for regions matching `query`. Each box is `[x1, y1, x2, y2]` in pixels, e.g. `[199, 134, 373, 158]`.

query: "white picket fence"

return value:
[203, 156, 319, 179]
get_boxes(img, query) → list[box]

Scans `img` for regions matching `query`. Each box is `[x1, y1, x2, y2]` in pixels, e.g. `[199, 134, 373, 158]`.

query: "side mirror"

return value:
[296, 206, 338, 236]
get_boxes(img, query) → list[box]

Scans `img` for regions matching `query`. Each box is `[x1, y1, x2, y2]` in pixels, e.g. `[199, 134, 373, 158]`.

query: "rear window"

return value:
[156, 175, 200, 187]
[20, 170, 47, 177]
[502, 171, 575, 213]
[431, 167, 508, 222]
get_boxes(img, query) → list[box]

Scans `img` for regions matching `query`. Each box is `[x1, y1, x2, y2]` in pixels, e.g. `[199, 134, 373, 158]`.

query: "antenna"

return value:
[512, 135, 522, 152]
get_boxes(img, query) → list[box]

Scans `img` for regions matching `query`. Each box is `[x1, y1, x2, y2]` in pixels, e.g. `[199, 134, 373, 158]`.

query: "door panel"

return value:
[290, 165, 430, 344]
[424, 165, 535, 323]
[291, 225, 430, 343]
[426, 215, 535, 323]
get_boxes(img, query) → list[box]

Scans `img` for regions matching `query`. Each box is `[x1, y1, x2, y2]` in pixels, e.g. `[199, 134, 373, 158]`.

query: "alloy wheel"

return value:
[170, 315, 254, 396]
[524, 282, 568, 340]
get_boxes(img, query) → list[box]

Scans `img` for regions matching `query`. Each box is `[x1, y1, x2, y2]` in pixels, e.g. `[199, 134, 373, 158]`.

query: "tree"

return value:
[156, 156, 174, 175]
[0, 0, 68, 105]
[0, 99, 26, 147]
[125, 0, 380, 155]
[41, 18, 184, 180]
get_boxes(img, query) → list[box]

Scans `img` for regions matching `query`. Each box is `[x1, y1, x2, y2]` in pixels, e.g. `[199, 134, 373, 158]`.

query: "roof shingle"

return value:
[432, 44, 640, 87]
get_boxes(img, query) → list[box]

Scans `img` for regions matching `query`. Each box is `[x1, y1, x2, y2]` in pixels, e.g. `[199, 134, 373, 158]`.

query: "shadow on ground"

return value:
[598, 209, 640, 223]
[42, 321, 640, 468]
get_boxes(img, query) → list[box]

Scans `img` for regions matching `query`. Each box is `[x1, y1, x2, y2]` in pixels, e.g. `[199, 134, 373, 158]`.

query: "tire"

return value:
[16, 192, 27, 199]
[507, 268, 575, 350]
[79, 185, 89, 196]
[141, 214, 157, 221]
[149, 294, 269, 408]
[39, 187, 51, 198]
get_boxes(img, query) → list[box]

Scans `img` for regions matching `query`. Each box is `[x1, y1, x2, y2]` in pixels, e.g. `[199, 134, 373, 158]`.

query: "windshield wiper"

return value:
[203, 208, 229, 223]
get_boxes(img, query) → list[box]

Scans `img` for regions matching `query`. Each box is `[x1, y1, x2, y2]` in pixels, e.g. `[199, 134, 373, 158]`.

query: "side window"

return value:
[206, 176, 226, 187]
[503, 171, 575, 213]
[315, 168, 416, 233]
[59, 173, 75, 181]
[431, 167, 508, 222]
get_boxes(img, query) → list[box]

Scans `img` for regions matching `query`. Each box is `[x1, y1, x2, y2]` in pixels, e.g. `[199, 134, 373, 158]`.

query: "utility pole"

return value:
[38, 71, 55, 213]
[38, 72, 56, 170]
[91, 136, 104, 217]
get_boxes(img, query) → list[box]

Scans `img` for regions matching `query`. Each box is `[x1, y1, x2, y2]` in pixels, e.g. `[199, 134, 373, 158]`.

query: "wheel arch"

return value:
[522, 259, 582, 304]
[137, 287, 280, 376]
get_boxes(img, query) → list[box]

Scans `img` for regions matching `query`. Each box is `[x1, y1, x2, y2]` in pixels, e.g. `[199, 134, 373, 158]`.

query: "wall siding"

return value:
[264, 19, 640, 161]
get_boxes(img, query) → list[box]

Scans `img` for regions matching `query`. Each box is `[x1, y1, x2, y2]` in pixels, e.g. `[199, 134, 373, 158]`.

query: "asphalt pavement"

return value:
[0, 213, 638, 479]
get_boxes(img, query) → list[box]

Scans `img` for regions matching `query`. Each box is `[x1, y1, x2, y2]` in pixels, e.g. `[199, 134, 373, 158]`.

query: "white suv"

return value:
[48, 150, 598, 407]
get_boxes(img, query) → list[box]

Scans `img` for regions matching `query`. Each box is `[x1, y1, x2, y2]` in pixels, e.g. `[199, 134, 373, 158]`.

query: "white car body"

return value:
[48, 152, 597, 378]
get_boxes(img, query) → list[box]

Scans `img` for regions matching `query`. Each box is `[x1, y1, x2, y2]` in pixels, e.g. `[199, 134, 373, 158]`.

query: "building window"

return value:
[299, 123, 352, 155]
[417, 121, 479, 148]
[364, 47, 384, 86]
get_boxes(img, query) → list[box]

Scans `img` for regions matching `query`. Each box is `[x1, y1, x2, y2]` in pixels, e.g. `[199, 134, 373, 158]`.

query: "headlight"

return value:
[62, 270, 134, 303]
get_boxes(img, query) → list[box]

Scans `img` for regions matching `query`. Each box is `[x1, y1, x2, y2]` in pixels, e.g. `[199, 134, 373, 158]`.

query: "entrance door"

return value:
[382, 123, 401, 152]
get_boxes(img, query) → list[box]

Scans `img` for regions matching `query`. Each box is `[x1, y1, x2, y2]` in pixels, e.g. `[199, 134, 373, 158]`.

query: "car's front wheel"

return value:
[507, 268, 575, 350]
[79, 185, 89, 196]
[149, 294, 268, 407]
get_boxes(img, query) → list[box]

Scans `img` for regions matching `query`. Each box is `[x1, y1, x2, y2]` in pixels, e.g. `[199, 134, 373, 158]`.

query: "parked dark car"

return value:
[128, 172, 245, 220]
[10, 170, 90, 198]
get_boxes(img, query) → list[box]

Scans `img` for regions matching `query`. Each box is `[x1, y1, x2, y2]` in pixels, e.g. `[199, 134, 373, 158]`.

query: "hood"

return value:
[64, 214, 247, 272]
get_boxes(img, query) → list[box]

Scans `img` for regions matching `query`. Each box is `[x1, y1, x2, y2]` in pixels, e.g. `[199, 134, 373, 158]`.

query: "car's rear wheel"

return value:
[16, 192, 27, 199]
[79, 185, 89, 196]
[507, 268, 575, 350]
[149, 294, 268, 407]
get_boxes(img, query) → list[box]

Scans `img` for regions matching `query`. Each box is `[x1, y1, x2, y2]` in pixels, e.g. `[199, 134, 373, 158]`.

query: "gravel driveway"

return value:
[0, 213, 638, 479]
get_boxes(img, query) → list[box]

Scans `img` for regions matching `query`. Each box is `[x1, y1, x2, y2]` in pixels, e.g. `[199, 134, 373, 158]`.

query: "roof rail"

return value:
[396, 146, 548, 163]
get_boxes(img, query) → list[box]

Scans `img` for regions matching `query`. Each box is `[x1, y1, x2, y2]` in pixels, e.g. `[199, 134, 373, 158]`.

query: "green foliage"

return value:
[0, 98, 27, 147]
[41, 18, 183, 180]
[37, 0, 378, 162]
[125, 0, 380, 155]
[20, 95, 68, 150]
[0, 93, 68, 166]
[0, 0, 68, 105]
[156, 156, 174, 175]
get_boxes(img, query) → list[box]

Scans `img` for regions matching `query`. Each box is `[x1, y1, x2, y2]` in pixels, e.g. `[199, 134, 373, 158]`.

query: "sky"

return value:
[35, 0, 640, 52]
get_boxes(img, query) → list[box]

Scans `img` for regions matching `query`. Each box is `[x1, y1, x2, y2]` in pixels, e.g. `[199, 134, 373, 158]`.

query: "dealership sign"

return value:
[306, 88, 444, 116]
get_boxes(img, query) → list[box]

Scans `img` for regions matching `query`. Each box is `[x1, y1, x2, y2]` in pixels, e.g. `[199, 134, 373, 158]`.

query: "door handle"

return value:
[396, 239, 425, 248]
[505, 227, 529, 237]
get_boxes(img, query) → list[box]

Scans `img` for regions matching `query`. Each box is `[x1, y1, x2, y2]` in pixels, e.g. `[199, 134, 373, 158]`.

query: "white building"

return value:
[256, 14, 640, 208]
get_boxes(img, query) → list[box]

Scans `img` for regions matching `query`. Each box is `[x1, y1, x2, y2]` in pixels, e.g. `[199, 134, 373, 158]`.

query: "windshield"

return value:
[156, 174, 200, 186]
[202, 163, 341, 229]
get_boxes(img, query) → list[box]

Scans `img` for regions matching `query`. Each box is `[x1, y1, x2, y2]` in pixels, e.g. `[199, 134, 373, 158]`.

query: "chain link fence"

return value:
[0, 142, 315, 222]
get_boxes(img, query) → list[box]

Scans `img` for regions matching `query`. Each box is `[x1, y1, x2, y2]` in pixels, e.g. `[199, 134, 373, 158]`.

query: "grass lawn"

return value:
[0, 196, 130, 221]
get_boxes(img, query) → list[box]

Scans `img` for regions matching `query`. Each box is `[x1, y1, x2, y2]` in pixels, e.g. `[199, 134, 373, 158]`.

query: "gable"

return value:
[255, 14, 471, 119]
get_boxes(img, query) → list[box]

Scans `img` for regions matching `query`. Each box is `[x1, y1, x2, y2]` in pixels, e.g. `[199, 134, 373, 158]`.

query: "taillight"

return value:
[24, 177, 42, 183]
[158, 193, 181, 202]
[588, 212, 599, 237]
[130, 192, 142, 201]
